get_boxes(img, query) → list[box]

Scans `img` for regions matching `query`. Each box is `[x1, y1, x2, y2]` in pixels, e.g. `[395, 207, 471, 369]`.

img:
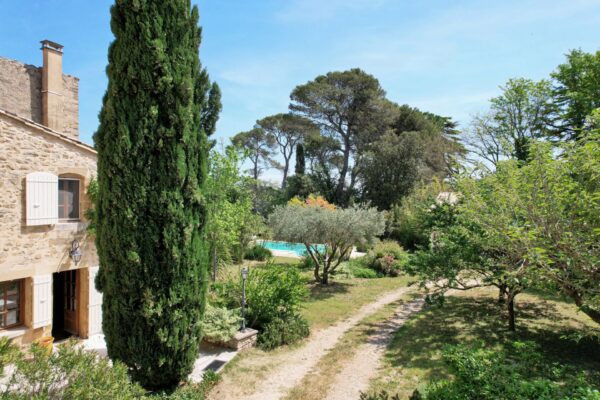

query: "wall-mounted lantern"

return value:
[70, 239, 82, 264]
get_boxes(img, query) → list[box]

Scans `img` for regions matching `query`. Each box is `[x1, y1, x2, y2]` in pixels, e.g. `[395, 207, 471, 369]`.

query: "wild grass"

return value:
[366, 288, 600, 398]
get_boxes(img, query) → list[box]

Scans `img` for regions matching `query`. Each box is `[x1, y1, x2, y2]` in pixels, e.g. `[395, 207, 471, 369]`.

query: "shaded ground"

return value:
[366, 288, 600, 398]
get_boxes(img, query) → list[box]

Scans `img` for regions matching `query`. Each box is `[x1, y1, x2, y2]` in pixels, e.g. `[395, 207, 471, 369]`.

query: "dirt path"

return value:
[209, 286, 415, 400]
[324, 298, 426, 400]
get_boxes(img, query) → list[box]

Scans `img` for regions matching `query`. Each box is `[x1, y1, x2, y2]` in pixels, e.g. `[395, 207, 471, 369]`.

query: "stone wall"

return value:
[0, 112, 97, 282]
[0, 57, 79, 137]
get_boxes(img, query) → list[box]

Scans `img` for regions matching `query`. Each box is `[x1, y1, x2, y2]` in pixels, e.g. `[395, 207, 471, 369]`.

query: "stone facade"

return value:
[0, 111, 97, 280]
[0, 110, 98, 343]
[0, 57, 79, 138]
[0, 43, 97, 345]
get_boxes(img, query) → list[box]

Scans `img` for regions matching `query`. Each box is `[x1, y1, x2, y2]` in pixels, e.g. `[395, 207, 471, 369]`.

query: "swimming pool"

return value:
[258, 240, 325, 257]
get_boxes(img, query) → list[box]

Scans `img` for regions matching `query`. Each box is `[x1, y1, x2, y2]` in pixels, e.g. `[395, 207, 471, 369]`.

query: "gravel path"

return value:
[324, 298, 426, 400]
[209, 286, 415, 400]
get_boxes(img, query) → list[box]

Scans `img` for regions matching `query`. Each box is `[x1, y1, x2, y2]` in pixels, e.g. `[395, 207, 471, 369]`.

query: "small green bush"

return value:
[2, 340, 145, 399]
[421, 342, 600, 400]
[258, 314, 310, 350]
[215, 262, 309, 349]
[344, 257, 379, 279]
[201, 304, 243, 343]
[372, 240, 405, 260]
[366, 240, 409, 277]
[244, 244, 273, 261]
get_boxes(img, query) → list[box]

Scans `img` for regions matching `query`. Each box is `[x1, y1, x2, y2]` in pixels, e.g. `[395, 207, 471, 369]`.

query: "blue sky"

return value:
[1, 0, 599, 181]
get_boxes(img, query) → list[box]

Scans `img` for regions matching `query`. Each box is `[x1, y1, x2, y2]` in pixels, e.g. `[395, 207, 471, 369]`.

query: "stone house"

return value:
[0, 41, 102, 345]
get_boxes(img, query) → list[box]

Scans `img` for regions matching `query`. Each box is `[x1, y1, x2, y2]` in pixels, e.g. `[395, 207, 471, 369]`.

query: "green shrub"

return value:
[258, 314, 310, 350]
[215, 263, 309, 348]
[244, 264, 307, 329]
[344, 257, 379, 279]
[201, 304, 243, 343]
[366, 240, 409, 277]
[3, 340, 145, 399]
[372, 240, 405, 260]
[420, 342, 600, 400]
[244, 244, 273, 261]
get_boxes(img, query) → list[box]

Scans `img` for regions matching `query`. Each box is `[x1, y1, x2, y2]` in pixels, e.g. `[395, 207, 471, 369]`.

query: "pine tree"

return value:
[295, 143, 305, 175]
[94, 0, 220, 388]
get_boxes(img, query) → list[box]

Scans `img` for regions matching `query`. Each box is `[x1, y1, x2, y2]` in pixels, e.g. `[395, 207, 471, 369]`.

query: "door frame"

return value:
[52, 269, 81, 338]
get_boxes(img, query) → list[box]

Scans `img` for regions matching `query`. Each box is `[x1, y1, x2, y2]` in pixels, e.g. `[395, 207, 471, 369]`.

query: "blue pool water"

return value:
[258, 240, 325, 257]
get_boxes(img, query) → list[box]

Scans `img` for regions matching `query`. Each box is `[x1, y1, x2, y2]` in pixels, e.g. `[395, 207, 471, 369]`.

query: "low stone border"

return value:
[203, 328, 258, 351]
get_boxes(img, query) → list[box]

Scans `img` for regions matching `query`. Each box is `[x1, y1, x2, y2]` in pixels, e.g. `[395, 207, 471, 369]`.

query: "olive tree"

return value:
[269, 204, 384, 284]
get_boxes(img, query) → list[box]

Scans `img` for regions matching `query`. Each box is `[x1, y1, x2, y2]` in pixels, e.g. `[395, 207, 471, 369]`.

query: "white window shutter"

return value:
[33, 274, 53, 329]
[88, 266, 103, 336]
[26, 172, 58, 226]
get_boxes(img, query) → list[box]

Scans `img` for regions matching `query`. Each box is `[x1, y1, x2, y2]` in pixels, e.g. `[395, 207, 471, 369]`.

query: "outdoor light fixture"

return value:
[70, 239, 82, 264]
[241, 266, 248, 331]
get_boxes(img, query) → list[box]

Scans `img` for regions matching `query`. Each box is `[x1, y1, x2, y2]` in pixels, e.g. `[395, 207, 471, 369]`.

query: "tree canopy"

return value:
[231, 127, 276, 180]
[269, 200, 384, 284]
[256, 113, 317, 188]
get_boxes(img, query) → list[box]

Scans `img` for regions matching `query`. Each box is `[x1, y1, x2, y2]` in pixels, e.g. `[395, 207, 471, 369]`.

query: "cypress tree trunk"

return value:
[94, 0, 219, 389]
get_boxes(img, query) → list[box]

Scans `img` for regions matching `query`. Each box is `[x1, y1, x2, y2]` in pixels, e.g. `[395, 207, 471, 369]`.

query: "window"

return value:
[0, 280, 22, 329]
[58, 178, 80, 220]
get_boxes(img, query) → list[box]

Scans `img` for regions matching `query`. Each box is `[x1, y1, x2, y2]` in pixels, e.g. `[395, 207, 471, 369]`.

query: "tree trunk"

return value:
[507, 295, 516, 332]
[281, 157, 290, 189]
[335, 139, 351, 205]
[498, 284, 507, 304]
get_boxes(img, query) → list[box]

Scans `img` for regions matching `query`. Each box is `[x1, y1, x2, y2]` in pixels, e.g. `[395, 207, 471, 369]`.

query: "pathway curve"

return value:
[324, 298, 426, 400]
[209, 285, 416, 400]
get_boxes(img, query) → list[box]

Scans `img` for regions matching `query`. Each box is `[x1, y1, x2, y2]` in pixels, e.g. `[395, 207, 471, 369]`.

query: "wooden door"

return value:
[63, 270, 78, 334]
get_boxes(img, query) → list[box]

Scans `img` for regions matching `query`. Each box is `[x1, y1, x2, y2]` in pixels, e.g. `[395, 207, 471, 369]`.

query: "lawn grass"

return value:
[302, 275, 415, 330]
[366, 287, 600, 399]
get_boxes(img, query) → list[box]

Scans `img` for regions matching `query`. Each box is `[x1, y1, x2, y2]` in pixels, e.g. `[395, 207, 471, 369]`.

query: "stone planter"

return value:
[204, 328, 258, 351]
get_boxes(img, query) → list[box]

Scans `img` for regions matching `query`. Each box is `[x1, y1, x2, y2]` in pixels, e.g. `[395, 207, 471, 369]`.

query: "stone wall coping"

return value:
[0, 108, 95, 155]
[233, 328, 258, 340]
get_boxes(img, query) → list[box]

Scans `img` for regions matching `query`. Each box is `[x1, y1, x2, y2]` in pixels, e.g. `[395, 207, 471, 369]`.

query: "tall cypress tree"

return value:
[94, 0, 220, 388]
[295, 143, 305, 175]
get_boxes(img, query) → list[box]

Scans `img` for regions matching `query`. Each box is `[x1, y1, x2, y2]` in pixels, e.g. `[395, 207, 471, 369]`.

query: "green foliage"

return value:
[365, 241, 409, 277]
[409, 131, 600, 328]
[2, 340, 145, 399]
[343, 257, 379, 279]
[205, 147, 257, 268]
[201, 304, 243, 343]
[361, 131, 423, 210]
[93, 0, 220, 388]
[258, 314, 310, 350]
[388, 179, 448, 250]
[217, 263, 308, 335]
[420, 342, 600, 400]
[362, 105, 463, 210]
[295, 143, 306, 175]
[269, 204, 385, 284]
[551, 49, 600, 140]
[290, 68, 393, 206]
[244, 244, 273, 261]
[464, 78, 553, 168]
[84, 178, 98, 236]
